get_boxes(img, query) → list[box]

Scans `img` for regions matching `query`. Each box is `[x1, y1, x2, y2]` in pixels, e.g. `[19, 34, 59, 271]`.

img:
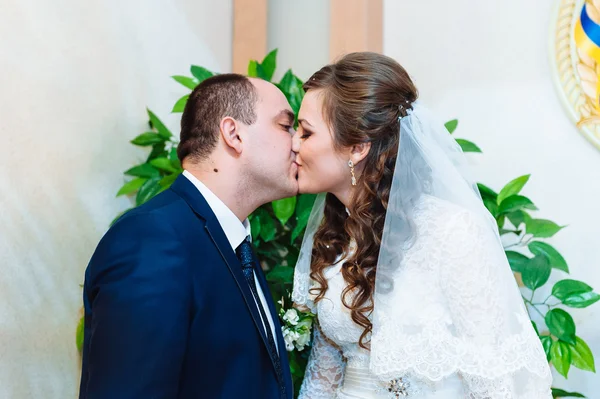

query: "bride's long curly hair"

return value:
[305, 52, 418, 349]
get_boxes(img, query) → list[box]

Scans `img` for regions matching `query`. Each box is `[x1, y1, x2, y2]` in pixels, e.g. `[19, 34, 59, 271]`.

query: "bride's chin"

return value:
[297, 179, 315, 195]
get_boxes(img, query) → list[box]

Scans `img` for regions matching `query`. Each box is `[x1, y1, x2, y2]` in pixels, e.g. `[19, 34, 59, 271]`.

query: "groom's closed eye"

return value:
[276, 109, 295, 134]
[280, 124, 293, 133]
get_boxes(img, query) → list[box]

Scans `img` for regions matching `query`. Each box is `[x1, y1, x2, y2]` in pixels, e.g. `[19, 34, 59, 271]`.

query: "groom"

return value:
[79, 74, 297, 399]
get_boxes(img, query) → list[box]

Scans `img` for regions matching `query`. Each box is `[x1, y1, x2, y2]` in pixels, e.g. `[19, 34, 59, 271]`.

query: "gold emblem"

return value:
[551, 0, 600, 150]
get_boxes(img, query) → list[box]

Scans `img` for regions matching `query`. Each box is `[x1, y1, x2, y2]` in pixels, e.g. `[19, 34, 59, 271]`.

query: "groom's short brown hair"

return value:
[177, 73, 258, 162]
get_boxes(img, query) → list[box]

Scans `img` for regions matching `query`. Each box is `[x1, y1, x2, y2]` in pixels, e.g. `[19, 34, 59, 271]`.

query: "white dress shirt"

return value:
[183, 170, 279, 352]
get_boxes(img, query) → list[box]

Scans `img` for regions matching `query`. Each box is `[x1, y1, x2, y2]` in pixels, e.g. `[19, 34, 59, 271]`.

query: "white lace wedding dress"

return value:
[296, 196, 553, 399]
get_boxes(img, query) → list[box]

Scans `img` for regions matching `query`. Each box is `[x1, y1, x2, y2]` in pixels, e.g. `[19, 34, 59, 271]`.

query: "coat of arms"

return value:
[552, 0, 600, 150]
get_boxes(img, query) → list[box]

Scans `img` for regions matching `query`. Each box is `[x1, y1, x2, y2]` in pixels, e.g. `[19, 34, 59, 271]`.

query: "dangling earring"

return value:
[348, 160, 357, 186]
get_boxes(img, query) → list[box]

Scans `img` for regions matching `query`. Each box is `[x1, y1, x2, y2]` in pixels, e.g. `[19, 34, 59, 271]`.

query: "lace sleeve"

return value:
[298, 321, 346, 399]
[438, 209, 552, 398]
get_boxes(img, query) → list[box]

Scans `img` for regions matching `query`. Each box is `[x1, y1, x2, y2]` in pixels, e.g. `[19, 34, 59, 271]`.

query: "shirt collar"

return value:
[183, 170, 251, 250]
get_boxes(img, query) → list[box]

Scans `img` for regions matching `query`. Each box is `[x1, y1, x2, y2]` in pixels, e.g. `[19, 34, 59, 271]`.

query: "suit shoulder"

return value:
[114, 188, 199, 229]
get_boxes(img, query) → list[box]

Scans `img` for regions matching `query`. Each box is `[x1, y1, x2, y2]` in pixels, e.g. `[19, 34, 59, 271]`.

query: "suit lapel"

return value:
[169, 175, 283, 386]
[253, 261, 294, 396]
[203, 222, 273, 349]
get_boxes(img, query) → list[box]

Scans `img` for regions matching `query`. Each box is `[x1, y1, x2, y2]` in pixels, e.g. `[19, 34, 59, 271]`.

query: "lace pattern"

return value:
[296, 196, 552, 398]
[298, 322, 347, 399]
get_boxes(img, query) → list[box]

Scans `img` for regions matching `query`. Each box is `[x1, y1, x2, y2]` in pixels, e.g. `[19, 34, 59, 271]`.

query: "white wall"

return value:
[384, 0, 600, 393]
[0, 0, 232, 397]
[267, 0, 330, 81]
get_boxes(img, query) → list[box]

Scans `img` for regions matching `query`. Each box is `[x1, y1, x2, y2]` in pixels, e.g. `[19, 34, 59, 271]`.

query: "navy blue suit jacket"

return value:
[79, 175, 293, 399]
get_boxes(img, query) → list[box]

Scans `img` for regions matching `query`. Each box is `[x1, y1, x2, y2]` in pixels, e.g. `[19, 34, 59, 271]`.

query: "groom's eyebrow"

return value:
[277, 109, 295, 123]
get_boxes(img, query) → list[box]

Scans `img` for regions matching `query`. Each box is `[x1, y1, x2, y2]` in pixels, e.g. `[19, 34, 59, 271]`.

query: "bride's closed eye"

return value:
[300, 128, 313, 140]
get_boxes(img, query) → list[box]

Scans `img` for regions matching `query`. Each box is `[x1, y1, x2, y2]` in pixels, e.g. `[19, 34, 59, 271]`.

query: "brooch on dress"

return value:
[376, 377, 411, 398]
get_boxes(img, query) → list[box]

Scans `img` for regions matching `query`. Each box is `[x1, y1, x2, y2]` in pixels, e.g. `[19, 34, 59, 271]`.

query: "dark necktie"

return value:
[236, 236, 285, 398]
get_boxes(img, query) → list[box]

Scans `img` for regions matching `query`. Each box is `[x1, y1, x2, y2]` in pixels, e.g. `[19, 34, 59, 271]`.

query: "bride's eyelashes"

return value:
[300, 128, 313, 140]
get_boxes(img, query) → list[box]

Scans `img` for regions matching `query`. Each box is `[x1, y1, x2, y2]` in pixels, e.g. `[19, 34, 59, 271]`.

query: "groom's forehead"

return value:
[250, 78, 290, 109]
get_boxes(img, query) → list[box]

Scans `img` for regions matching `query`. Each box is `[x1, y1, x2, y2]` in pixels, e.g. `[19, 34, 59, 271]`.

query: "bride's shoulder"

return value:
[415, 194, 466, 219]
[414, 195, 489, 235]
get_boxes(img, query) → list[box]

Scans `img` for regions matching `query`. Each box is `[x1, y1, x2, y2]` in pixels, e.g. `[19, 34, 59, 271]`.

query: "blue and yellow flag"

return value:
[575, 3, 600, 107]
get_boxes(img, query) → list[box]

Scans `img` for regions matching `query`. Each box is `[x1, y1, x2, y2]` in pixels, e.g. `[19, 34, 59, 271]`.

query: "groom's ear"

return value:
[350, 142, 371, 165]
[220, 116, 243, 154]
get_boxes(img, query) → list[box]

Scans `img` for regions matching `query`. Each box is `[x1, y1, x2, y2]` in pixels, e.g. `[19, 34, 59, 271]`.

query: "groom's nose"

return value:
[291, 130, 300, 153]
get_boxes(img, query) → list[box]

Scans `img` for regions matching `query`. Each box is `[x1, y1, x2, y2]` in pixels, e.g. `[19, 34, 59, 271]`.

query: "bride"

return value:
[290, 52, 552, 398]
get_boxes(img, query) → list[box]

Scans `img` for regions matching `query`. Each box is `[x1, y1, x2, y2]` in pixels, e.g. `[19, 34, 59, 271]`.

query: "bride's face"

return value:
[292, 90, 350, 194]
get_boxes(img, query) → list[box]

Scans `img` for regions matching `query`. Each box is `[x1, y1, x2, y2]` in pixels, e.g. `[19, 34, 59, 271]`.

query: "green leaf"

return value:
[249, 212, 262, 241]
[190, 65, 214, 83]
[529, 241, 568, 273]
[505, 251, 529, 273]
[272, 197, 297, 226]
[169, 149, 182, 170]
[551, 388, 586, 398]
[171, 75, 198, 90]
[291, 221, 306, 243]
[540, 335, 553, 361]
[553, 280, 600, 308]
[259, 211, 277, 242]
[146, 142, 167, 162]
[147, 109, 173, 139]
[158, 173, 179, 189]
[172, 94, 189, 113]
[247, 60, 259, 77]
[136, 177, 162, 206]
[116, 177, 147, 196]
[496, 214, 506, 229]
[130, 132, 165, 146]
[150, 157, 178, 173]
[483, 198, 498, 217]
[531, 320, 539, 335]
[546, 309, 576, 345]
[521, 254, 551, 290]
[526, 219, 564, 238]
[563, 291, 600, 308]
[553, 279, 593, 301]
[296, 194, 317, 216]
[285, 245, 300, 267]
[266, 266, 294, 284]
[124, 164, 160, 178]
[444, 119, 458, 134]
[498, 195, 537, 214]
[292, 194, 317, 242]
[278, 69, 304, 115]
[570, 336, 596, 372]
[455, 138, 482, 153]
[499, 228, 520, 236]
[507, 210, 531, 229]
[76, 315, 85, 352]
[497, 174, 530, 205]
[260, 49, 278, 81]
[169, 147, 179, 161]
[551, 340, 572, 378]
[477, 183, 498, 200]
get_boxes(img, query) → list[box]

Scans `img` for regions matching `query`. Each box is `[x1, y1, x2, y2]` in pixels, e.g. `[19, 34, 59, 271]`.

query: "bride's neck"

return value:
[331, 186, 353, 212]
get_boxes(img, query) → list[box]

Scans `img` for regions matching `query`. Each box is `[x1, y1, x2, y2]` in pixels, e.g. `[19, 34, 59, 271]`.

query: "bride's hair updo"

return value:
[304, 52, 418, 349]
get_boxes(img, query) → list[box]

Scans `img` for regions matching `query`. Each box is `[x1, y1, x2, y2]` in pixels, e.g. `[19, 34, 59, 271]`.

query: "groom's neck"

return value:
[183, 160, 258, 222]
